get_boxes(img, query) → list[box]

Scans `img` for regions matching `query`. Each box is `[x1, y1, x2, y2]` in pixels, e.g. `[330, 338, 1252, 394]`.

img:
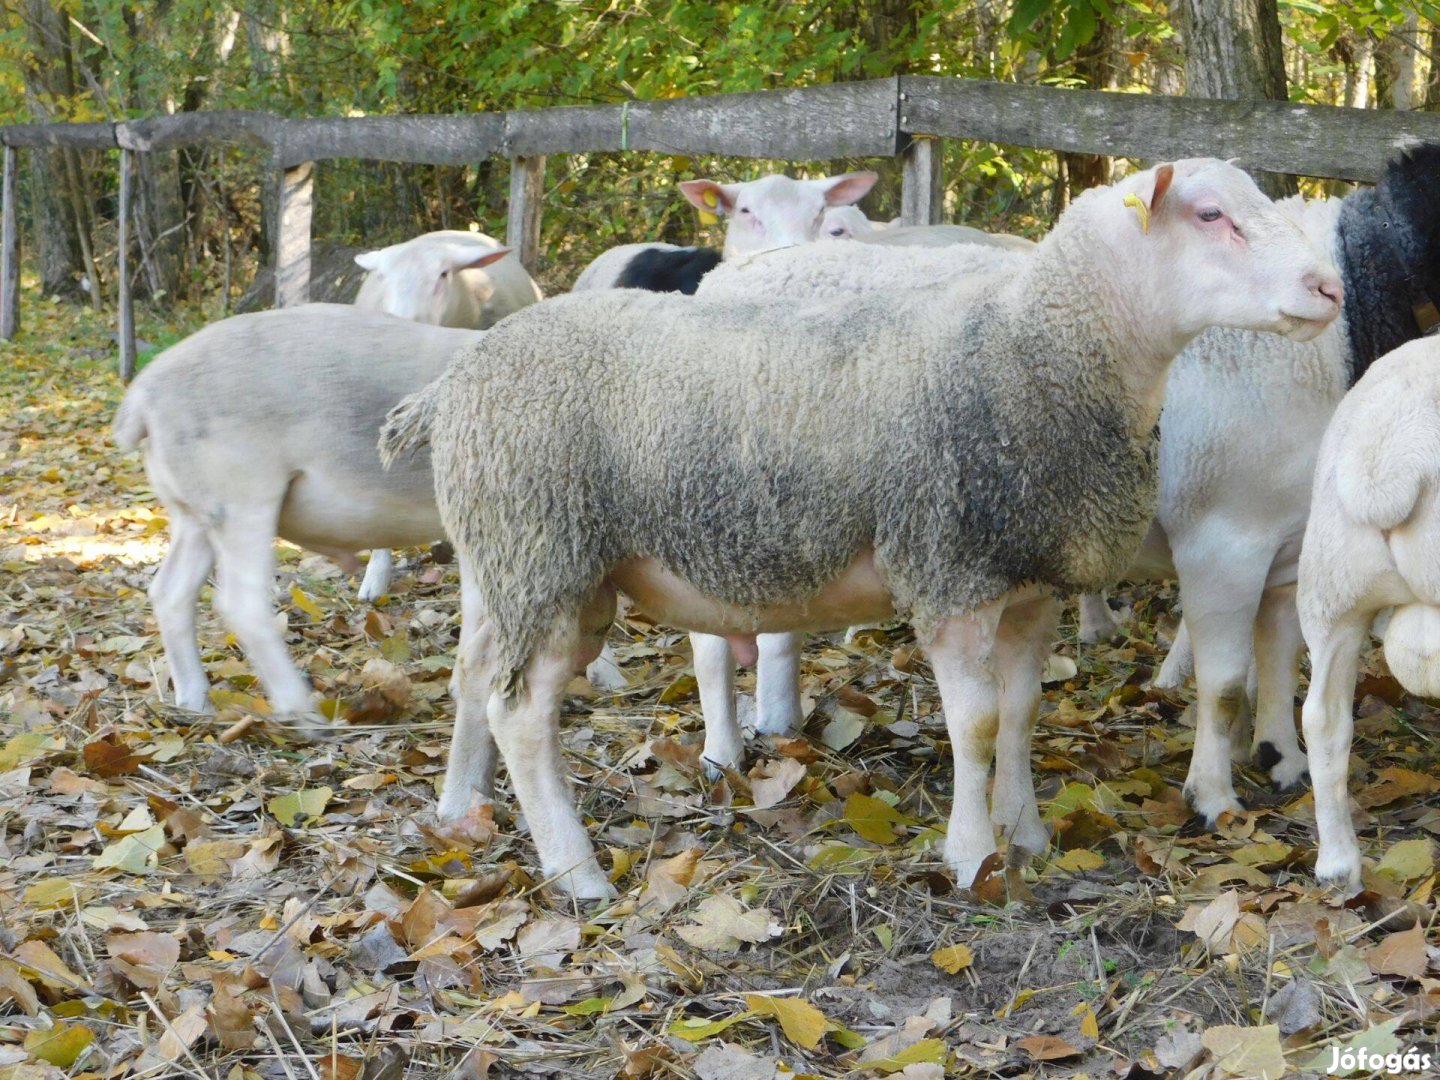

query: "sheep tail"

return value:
[379, 378, 443, 468]
[112, 387, 148, 450]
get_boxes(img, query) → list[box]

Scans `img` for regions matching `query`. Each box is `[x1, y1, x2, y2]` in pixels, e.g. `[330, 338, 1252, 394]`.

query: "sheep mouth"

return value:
[1275, 311, 1334, 342]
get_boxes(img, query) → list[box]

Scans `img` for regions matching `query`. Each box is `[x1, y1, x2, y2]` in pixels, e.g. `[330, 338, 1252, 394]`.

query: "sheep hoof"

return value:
[1002, 821, 1051, 857]
[1181, 784, 1247, 829]
[1313, 857, 1363, 898]
[1255, 742, 1310, 791]
[552, 866, 619, 902]
[276, 712, 334, 744]
[173, 689, 215, 714]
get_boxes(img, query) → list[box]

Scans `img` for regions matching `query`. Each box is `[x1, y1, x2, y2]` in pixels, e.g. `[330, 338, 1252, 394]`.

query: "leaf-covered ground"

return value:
[4, 297, 1440, 1080]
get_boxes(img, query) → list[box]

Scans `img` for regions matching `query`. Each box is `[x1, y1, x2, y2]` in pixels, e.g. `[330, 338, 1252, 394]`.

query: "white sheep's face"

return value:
[1115, 159, 1343, 343]
[354, 237, 509, 328]
[819, 205, 876, 241]
[679, 171, 878, 258]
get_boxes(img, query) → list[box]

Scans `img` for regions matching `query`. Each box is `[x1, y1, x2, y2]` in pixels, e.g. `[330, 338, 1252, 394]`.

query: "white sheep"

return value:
[1068, 145, 1440, 825]
[570, 171, 878, 292]
[1299, 334, 1440, 893]
[349, 233, 543, 604]
[113, 306, 479, 722]
[382, 159, 1341, 898]
[354, 230, 542, 329]
[857, 223, 1036, 251]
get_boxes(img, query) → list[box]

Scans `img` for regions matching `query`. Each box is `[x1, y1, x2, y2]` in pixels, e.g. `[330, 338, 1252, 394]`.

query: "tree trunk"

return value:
[1174, 0, 1296, 198]
[1379, 15, 1424, 111]
[1343, 33, 1376, 109]
[18, 0, 86, 299]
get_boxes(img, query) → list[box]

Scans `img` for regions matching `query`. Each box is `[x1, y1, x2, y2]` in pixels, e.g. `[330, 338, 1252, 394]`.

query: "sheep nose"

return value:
[1307, 271, 1344, 309]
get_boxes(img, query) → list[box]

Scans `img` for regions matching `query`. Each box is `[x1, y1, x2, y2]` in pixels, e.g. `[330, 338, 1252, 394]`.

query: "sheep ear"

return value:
[821, 170, 879, 206]
[355, 250, 384, 271]
[1149, 163, 1175, 214]
[452, 247, 511, 272]
[679, 179, 737, 215]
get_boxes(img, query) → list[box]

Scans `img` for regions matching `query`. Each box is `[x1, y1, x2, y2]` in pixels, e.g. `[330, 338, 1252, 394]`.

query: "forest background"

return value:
[1, 0, 1437, 309]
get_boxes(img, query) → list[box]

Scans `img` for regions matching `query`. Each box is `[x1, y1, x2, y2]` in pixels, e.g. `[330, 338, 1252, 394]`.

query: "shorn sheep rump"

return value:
[382, 159, 1342, 899]
[1299, 333, 1440, 894]
[114, 306, 479, 725]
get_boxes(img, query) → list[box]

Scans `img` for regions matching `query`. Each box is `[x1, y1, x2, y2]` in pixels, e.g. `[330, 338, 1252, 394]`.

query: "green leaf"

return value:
[93, 825, 166, 874]
[867, 1038, 949, 1074]
[24, 1022, 94, 1067]
[666, 1011, 753, 1042]
[842, 792, 912, 844]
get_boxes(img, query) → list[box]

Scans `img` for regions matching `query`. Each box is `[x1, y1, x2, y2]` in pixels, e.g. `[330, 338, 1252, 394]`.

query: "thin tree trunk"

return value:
[1174, 0, 1296, 198]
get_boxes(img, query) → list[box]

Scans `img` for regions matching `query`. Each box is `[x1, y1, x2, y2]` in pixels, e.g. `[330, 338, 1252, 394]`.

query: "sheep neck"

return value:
[1005, 225, 1187, 438]
[1337, 187, 1434, 387]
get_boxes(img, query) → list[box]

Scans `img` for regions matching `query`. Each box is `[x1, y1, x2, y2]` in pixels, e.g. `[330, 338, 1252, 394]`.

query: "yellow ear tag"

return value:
[698, 188, 719, 226]
[1123, 193, 1150, 235]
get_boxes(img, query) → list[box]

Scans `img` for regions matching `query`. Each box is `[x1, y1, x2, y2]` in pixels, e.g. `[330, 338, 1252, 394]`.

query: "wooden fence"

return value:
[2, 75, 1438, 378]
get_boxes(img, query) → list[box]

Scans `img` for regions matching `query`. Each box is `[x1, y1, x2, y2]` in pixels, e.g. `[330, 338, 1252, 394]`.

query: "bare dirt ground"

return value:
[3, 298, 1440, 1079]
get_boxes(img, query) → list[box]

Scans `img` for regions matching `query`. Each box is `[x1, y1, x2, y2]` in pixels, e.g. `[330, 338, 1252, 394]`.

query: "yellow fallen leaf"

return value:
[745, 993, 827, 1050]
[666, 1011, 754, 1042]
[289, 584, 324, 619]
[1378, 838, 1434, 882]
[93, 824, 166, 874]
[843, 792, 911, 844]
[24, 1022, 94, 1067]
[1201, 1024, 1284, 1080]
[931, 943, 974, 974]
[1053, 849, 1105, 872]
[267, 787, 333, 827]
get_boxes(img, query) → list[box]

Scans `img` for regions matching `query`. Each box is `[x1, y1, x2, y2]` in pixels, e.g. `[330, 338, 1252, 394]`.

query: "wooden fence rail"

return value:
[2, 76, 1438, 374]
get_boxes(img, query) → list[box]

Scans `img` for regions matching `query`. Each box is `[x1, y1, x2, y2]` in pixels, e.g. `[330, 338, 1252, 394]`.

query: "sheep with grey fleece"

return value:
[381, 158, 1342, 899]
[1298, 334, 1440, 893]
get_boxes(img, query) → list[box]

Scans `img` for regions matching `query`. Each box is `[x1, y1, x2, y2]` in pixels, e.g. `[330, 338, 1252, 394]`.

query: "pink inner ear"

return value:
[823, 170, 879, 206]
[456, 248, 510, 272]
[679, 179, 735, 214]
[1149, 164, 1175, 213]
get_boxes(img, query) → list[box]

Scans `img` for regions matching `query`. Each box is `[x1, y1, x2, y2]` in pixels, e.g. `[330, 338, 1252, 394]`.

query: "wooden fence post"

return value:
[117, 148, 137, 381]
[900, 136, 943, 227]
[1, 146, 19, 341]
[506, 155, 545, 275]
[275, 160, 313, 308]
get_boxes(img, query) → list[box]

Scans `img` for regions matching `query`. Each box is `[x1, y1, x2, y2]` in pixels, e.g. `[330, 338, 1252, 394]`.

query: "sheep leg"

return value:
[928, 604, 1005, 886]
[484, 617, 616, 900]
[1251, 583, 1308, 789]
[212, 507, 323, 730]
[754, 631, 804, 735]
[989, 595, 1058, 856]
[357, 549, 393, 602]
[150, 511, 216, 713]
[1301, 611, 1370, 893]
[695, 631, 742, 775]
[440, 561, 498, 814]
[1179, 565, 1267, 824]
[1152, 617, 1195, 690]
[1078, 592, 1123, 644]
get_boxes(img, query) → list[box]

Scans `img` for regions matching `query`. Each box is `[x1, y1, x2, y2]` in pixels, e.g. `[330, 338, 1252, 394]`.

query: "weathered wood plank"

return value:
[117, 149, 136, 381]
[0, 121, 116, 149]
[507, 156, 546, 276]
[274, 161, 314, 308]
[275, 114, 506, 167]
[504, 79, 901, 160]
[900, 136, 943, 226]
[1, 146, 19, 341]
[117, 110, 277, 152]
[898, 76, 1440, 183]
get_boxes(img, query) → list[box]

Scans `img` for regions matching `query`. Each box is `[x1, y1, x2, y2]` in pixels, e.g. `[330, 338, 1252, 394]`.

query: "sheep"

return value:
[1298, 334, 1440, 893]
[857, 224, 1036, 251]
[354, 230, 542, 329]
[1077, 145, 1440, 824]
[113, 306, 480, 726]
[570, 171, 878, 292]
[382, 159, 1342, 898]
[687, 239, 1034, 766]
[350, 233, 542, 604]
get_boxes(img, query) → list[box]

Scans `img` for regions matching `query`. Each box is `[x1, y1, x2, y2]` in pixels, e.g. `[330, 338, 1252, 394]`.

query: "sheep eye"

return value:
[738, 206, 751, 215]
[829, 228, 845, 237]
[1198, 208, 1223, 223]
